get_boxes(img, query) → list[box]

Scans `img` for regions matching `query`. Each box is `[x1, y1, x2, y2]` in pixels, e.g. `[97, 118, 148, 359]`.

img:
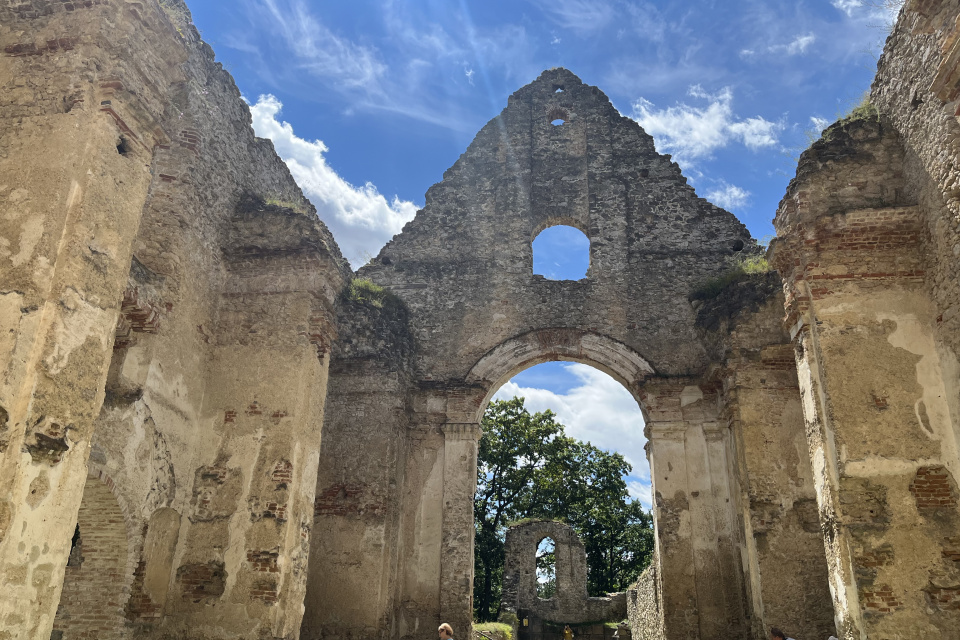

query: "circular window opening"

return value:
[548, 107, 569, 126]
[533, 225, 589, 280]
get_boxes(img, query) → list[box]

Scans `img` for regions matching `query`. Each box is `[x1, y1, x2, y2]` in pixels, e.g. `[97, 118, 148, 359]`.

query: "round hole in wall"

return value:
[532, 225, 589, 280]
[548, 107, 569, 126]
[732, 239, 745, 252]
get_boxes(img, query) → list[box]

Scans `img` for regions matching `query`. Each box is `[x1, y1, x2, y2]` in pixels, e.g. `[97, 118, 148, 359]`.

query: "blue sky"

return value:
[185, 0, 899, 506]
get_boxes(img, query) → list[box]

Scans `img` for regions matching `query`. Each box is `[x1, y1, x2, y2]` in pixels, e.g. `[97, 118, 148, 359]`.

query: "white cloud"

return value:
[627, 480, 652, 508]
[705, 181, 750, 210]
[831, 0, 902, 23]
[769, 33, 816, 56]
[492, 363, 651, 508]
[831, 0, 862, 16]
[249, 95, 418, 268]
[810, 115, 831, 132]
[631, 85, 783, 167]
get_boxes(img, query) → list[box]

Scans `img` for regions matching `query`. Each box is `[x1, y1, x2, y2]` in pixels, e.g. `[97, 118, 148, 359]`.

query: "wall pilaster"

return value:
[440, 422, 483, 640]
[643, 383, 747, 640]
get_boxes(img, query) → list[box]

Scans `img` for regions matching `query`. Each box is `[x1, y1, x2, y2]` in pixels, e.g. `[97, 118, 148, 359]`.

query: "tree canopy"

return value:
[474, 397, 654, 622]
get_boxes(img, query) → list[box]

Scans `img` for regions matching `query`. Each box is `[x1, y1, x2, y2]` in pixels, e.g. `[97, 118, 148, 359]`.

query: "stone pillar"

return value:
[0, 38, 159, 638]
[775, 197, 960, 638]
[643, 381, 748, 640]
[440, 423, 482, 640]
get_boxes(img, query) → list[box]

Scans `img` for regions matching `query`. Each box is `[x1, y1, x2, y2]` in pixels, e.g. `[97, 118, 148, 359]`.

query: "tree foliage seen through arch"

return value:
[474, 397, 654, 622]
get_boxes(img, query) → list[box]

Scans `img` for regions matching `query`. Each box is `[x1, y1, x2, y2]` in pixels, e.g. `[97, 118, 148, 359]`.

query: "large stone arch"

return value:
[464, 328, 655, 421]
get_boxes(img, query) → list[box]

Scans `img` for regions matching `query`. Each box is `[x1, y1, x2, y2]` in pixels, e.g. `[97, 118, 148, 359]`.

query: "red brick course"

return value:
[860, 584, 902, 613]
[177, 561, 226, 604]
[909, 466, 958, 510]
[247, 549, 280, 573]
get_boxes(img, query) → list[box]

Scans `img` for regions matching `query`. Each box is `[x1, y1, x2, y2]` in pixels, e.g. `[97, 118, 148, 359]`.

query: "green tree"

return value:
[473, 397, 654, 622]
[474, 397, 566, 623]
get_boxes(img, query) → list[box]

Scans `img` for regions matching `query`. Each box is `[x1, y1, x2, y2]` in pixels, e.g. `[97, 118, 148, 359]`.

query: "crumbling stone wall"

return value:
[305, 68, 765, 640]
[500, 521, 626, 624]
[0, 2, 348, 639]
[770, 33, 960, 634]
[694, 274, 835, 639]
[626, 565, 664, 640]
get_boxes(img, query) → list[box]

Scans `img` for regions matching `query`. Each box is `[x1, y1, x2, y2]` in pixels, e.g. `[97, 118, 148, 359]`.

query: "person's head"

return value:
[564, 626, 571, 630]
[439, 624, 454, 640]
[770, 628, 785, 640]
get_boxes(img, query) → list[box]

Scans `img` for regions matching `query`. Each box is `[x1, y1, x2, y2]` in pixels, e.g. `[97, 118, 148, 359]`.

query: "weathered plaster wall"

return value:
[302, 292, 415, 640]
[642, 381, 749, 640]
[0, 2, 348, 639]
[696, 274, 835, 640]
[772, 104, 960, 637]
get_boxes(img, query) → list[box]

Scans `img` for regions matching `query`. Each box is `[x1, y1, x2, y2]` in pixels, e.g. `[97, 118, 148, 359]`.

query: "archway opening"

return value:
[536, 537, 557, 600]
[532, 226, 589, 280]
[473, 360, 653, 623]
[53, 472, 131, 640]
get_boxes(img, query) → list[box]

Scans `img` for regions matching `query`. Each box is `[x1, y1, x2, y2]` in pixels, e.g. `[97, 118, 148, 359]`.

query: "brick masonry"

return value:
[53, 476, 131, 640]
[909, 466, 958, 510]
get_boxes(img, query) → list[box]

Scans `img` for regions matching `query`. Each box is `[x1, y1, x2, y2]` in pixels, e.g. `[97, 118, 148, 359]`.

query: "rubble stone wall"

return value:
[770, 20, 960, 633]
[500, 521, 626, 624]
[626, 565, 664, 640]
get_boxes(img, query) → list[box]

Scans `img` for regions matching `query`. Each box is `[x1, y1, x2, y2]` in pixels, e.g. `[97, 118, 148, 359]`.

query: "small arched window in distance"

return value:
[532, 225, 590, 280]
[536, 537, 556, 600]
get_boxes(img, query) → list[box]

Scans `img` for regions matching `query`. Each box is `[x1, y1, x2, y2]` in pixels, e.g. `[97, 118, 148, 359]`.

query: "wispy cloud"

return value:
[705, 181, 750, 210]
[831, 0, 862, 16]
[249, 95, 418, 267]
[237, 0, 539, 129]
[770, 33, 816, 56]
[493, 363, 651, 508]
[530, 0, 616, 35]
[831, 0, 903, 24]
[256, 0, 386, 90]
[631, 85, 783, 167]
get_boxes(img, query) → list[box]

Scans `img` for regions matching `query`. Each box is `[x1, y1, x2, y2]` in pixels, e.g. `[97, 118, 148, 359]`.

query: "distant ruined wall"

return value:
[500, 521, 626, 624]
[696, 274, 835, 640]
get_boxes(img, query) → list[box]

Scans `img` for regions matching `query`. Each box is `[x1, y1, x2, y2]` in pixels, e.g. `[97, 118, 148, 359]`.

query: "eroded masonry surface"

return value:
[4, 1, 960, 639]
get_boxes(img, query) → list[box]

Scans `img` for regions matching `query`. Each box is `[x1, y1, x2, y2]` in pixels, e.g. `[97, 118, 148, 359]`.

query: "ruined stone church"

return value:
[3, 1, 960, 639]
